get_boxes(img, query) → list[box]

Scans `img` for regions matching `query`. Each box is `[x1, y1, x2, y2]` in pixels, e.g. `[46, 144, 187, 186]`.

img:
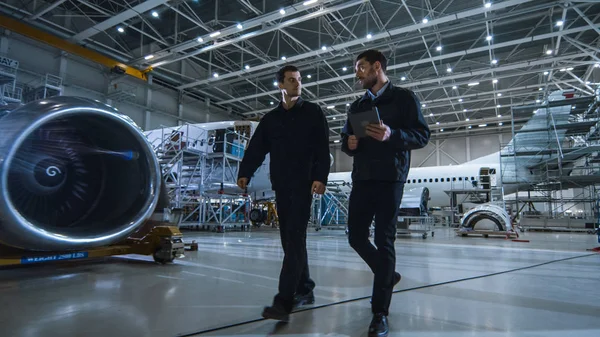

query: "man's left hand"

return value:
[312, 181, 326, 195]
[366, 121, 391, 141]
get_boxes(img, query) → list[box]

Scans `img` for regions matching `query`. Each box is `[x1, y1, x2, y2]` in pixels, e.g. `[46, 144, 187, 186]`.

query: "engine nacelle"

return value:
[0, 96, 162, 251]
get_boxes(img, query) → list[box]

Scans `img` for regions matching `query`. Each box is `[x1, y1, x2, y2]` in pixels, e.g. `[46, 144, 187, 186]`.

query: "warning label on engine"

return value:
[20, 252, 88, 264]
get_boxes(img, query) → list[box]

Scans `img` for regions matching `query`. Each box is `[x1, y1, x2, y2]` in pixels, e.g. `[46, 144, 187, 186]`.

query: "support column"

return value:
[466, 137, 471, 162]
[144, 74, 153, 131]
[435, 140, 440, 166]
[0, 33, 8, 54]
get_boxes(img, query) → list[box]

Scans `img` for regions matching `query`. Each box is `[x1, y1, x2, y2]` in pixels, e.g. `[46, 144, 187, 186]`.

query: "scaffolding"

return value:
[311, 180, 351, 231]
[500, 88, 600, 232]
[22, 73, 62, 103]
[0, 55, 22, 106]
[146, 122, 254, 232]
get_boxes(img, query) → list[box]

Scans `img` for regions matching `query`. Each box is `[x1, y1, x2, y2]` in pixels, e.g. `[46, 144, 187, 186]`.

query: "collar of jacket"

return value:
[359, 81, 394, 103]
[275, 96, 305, 112]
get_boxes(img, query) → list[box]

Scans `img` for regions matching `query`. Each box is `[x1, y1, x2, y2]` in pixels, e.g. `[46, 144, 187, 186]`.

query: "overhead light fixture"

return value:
[556, 20, 564, 26]
[342, 67, 347, 71]
[273, 81, 278, 86]
[151, 11, 159, 18]
[464, 109, 468, 112]
[595, 63, 600, 68]
[543, 71, 549, 75]
[497, 93, 502, 97]
[322, 46, 327, 51]
[560, 68, 567, 72]
[468, 82, 479, 86]
[497, 114, 502, 117]
[479, 124, 487, 127]
[499, 122, 503, 126]
[486, 35, 492, 41]
[458, 98, 463, 102]
[327, 105, 335, 109]
[346, 103, 350, 106]
[366, 34, 372, 39]
[401, 76, 406, 81]
[213, 73, 219, 78]
[492, 79, 498, 83]
[237, 24, 243, 29]
[430, 113, 434, 116]
[452, 85, 457, 89]
[422, 18, 428, 24]
[280, 9, 286, 15]
[440, 129, 444, 132]
[436, 122, 440, 125]
[447, 68, 452, 73]
[307, 75, 312, 78]
[117, 27, 125, 33]
[197, 37, 204, 42]
[303, 0, 318, 5]
[210, 32, 221, 37]
[546, 49, 553, 55]
[567, 67, 574, 71]
[497, 104, 501, 108]
[422, 104, 426, 107]
[484, 3, 492, 8]
[144, 55, 154, 60]
[539, 87, 543, 91]
[491, 59, 498, 64]
[334, 140, 340, 143]
[281, 56, 286, 60]
[245, 65, 250, 70]
[270, 101, 274, 105]
[466, 118, 470, 121]
[536, 99, 541, 103]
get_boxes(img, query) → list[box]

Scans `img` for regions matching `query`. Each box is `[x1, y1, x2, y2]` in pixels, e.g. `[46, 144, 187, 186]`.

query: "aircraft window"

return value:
[459, 177, 462, 181]
[446, 178, 450, 182]
[429, 179, 433, 183]
[453, 177, 456, 181]
[418, 179, 422, 183]
[435, 178, 438, 182]
[471, 177, 475, 180]
[413, 179, 416, 183]
[465, 177, 468, 181]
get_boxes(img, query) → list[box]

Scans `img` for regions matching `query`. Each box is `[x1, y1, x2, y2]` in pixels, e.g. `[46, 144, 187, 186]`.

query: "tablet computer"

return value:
[349, 107, 381, 138]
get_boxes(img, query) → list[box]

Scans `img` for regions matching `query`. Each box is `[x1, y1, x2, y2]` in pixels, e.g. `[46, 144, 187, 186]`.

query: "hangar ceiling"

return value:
[1, 0, 599, 143]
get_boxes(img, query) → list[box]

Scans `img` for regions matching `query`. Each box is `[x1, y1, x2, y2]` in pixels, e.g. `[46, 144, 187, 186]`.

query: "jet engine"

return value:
[0, 96, 162, 251]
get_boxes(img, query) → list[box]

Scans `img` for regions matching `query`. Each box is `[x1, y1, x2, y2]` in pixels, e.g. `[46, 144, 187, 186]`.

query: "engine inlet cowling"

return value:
[0, 96, 162, 251]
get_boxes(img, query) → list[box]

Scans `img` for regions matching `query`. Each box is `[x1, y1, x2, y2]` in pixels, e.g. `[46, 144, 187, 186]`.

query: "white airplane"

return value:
[144, 89, 588, 219]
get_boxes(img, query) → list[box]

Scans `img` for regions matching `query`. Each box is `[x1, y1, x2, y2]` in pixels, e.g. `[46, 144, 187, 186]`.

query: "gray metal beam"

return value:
[219, 24, 595, 105]
[177, 0, 537, 90]
[71, 0, 169, 42]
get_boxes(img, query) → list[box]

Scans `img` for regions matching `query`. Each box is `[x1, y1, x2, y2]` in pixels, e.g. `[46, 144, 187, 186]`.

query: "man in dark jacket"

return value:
[341, 50, 430, 337]
[237, 65, 330, 322]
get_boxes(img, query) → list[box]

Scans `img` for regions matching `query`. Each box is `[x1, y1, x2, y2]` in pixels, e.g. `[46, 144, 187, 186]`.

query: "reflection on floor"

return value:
[0, 227, 599, 337]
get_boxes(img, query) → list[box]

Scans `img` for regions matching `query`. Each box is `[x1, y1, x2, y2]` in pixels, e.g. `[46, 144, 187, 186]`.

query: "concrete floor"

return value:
[0, 226, 599, 337]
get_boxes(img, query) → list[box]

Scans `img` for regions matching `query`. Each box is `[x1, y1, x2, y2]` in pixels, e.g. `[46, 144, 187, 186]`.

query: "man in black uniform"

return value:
[341, 50, 430, 337]
[237, 65, 330, 322]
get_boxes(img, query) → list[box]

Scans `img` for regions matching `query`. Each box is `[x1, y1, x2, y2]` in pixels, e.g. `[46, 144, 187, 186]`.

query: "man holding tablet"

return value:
[341, 49, 430, 337]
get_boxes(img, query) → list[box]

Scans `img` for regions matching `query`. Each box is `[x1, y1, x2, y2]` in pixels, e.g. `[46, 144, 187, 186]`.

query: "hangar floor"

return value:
[0, 226, 599, 337]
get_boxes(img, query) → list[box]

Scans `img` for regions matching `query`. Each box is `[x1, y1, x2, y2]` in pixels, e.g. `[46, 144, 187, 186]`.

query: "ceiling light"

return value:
[484, 3, 492, 8]
[197, 37, 204, 42]
[595, 63, 600, 68]
[536, 99, 541, 103]
[491, 59, 498, 64]
[492, 79, 498, 83]
[270, 101, 274, 105]
[543, 71, 549, 75]
[464, 109, 468, 112]
[346, 103, 350, 106]
[497, 104, 501, 108]
[466, 118, 470, 121]
[539, 87, 543, 91]
[422, 18, 428, 24]
[499, 122, 503, 126]
[245, 65, 250, 70]
[280, 9, 286, 15]
[479, 124, 487, 127]
[567, 67, 574, 71]
[560, 68, 567, 72]
[468, 82, 479, 86]
[342, 67, 347, 71]
[401, 76, 406, 81]
[436, 46, 442, 51]
[307, 75, 312, 78]
[436, 122, 440, 125]
[430, 113, 433, 116]
[327, 105, 335, 109]
[447, 68, 452, 73]
[210, 32, 221, 37]
[458, 98, 463, 102]
[497, 114, 502, 117]
[321, 46, 327, 51]
[452, 85, 457, 89]
[144, 55, 154, 60]
[422, 104, 426, 107]
[303, 0, 318, 5]
[273, 81, 278, 86]
[586, 81, 591, 85]
[213, 73, 219, 78]
[440, 129, 444, 132]
[497, 93, 502, 97]
[556, 20, 564, 26]
[334, 140, 340, 143]
[468, 126, 472, 129]
[237, 24, 243, 29]
[281, 56, 286, 60]
[486, 35, 492, 41]
[151, 11, 159, 18]
[117, 27, 125, 33]
[546, 49, 553, 55]
[366, 34, 372, 39]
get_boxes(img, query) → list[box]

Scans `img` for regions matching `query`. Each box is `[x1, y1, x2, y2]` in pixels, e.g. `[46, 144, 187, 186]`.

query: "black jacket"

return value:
[238, 97, 330, 191]
[341, 83, 430, 182]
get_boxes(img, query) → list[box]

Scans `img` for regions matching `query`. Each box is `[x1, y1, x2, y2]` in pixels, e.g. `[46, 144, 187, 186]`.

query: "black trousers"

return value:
[272, 183, 315, 312]
[347, 181, 404, 315]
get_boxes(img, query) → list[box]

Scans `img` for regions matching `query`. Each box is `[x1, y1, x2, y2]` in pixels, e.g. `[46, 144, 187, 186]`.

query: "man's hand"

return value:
[237, 177, 249, 190]
[312, 181, 326, 195]
[366, 120, 391, 142]
[348, 135, 359, 150]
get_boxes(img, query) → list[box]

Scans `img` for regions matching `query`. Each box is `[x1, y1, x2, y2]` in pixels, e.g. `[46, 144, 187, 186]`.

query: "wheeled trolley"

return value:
[397, 216, 435, 239]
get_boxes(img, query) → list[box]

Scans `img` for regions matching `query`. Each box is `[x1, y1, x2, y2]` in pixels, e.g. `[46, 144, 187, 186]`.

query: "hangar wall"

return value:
[331, 132, 514, 171]
[0, 31, 233, 130]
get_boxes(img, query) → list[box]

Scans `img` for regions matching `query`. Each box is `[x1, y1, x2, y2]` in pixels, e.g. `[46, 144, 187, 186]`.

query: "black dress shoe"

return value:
[368, 313, 389, 337]
[293, 291, 315, 308]
[261, 305, 290, 322]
